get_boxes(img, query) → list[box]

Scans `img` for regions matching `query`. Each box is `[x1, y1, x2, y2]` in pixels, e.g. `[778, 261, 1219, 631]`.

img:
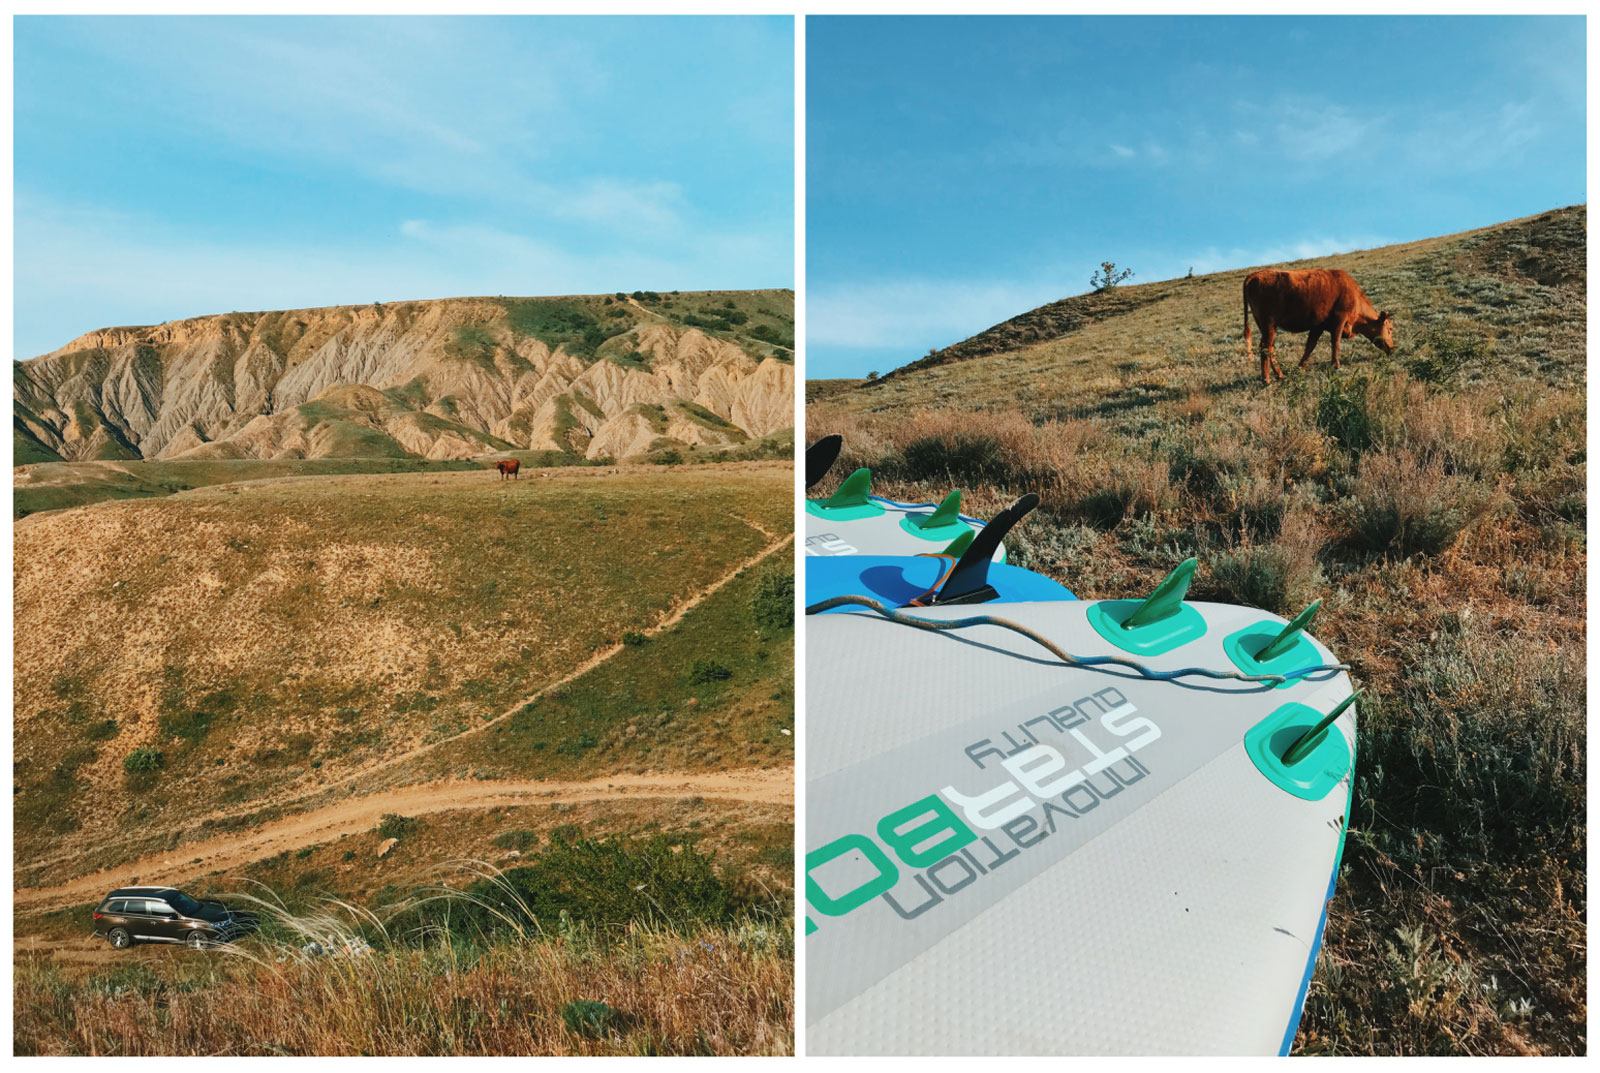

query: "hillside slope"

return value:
[808, 206, 1585, 1056]
[13, 463, 792, 885]
[827, 205, 1581, 409]
[14, 290, 794, 463]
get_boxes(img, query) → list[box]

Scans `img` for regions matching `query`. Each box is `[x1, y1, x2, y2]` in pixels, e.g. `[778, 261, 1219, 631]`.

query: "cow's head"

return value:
[1366, 311, 1395, 353]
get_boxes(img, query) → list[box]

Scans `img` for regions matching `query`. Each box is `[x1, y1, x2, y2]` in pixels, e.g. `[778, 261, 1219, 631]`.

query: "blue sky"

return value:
[14, 15, 793, 358]
[807, 15, 1586, 380]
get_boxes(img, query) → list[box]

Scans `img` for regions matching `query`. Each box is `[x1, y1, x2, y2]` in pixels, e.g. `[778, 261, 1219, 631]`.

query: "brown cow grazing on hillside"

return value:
[494, 459, 521, 481]
[1244, 269, 1394, 384]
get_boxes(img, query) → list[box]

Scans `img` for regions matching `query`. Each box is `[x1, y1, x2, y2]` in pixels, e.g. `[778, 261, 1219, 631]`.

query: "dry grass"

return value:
[14, 463, 792, 886]
[807, 207, 1585, 1055]
[14, 871, 792, 1056]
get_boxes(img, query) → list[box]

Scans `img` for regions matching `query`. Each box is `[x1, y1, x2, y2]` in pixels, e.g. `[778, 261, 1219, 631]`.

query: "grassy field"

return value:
[808, 206, 1585, 1055]
[13, 435, 795, 520]
[14, 841, 793, 1056]
[14, 462, 792, 888]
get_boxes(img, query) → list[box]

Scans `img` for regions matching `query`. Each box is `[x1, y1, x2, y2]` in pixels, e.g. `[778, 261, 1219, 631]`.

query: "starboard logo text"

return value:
[806, 686, 1161, 934]
[805, 532, 858, 556]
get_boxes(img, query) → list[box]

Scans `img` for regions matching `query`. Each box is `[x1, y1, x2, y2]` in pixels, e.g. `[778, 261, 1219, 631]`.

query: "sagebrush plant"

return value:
[806, 206, 1585, 1056]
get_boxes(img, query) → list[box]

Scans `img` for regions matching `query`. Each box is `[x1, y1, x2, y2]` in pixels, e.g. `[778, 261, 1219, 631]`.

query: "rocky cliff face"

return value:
[14, 291, 795, 463]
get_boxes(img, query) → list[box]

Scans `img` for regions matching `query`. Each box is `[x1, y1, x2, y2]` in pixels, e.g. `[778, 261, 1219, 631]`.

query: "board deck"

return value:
[806, 554, 1074, 609]
[805, 495, 1007, 562]
[805, 598, 1354, 1055]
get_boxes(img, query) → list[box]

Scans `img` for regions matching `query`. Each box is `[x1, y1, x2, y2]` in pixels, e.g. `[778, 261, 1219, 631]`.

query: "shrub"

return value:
[492, 828, 539, 852]
[86, 718, 119, 741]
[687, 659, 733, 685]
[378, 814, 420, 841]
[751, 564, 794, 632]
[1207, 536, 1325, 615]
[902, 434, 1008, 486]
[122, 748, 163, 774]
[454, 836, 740, 935]
[621, 631, 648, 647]
[1337, 449, 1504, 557]
[562, 999, 619, 1039]
[158, 708, 215, 745]
[1316, 371, 1378, 453]
[1405, 329, 1488, 384]
[550, 824, 582, 843]
[1090, 260, 1134, 291]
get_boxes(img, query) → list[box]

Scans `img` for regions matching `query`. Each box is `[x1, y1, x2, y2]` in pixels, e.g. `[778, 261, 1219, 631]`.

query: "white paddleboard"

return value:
[805, 596, 1354, 1055]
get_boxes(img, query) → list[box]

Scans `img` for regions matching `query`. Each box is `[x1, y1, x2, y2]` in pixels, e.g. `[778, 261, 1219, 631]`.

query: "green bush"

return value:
[751, 564, 794, 632]
[438, 835, 742, 937]
[492, 828, 539, 852]
[621, 631, 648, 647]
[158, 708, 215, 745]
[902, 434, 1007, 485]
[562, 999, 619, 1039]
[748, 323, 793, 348]
[1316, 371, 1378, 453]
[122, 748, 163, 775]
[687, 658, 733, 684]
[85, 719, 119, 742]
[377, 814, 420, 840]
[1406, 330, 1488, 384]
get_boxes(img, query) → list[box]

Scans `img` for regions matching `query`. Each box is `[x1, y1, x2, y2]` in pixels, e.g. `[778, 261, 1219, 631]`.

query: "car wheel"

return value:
[107, 927, 132, 950]
[185, 931, 210, 950]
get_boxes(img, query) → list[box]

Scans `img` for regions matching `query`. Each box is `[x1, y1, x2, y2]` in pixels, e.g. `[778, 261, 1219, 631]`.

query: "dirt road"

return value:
[15, 769, 792, 913]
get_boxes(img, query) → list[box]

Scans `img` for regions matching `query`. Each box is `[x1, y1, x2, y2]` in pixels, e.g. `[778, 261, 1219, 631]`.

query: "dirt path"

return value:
[20, 525, 794, 882]
[16, 769, 791, 913]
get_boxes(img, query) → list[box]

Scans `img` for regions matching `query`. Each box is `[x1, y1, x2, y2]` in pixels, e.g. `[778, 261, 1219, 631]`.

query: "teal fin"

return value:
[1282, 689, 1362, 765]
[1123, 558, 1198, 630]
[913, 490, 963, 530]
[939, 529, 976, 558]
[1256, 599, 1322, 662]
[826, 468, 872, 509]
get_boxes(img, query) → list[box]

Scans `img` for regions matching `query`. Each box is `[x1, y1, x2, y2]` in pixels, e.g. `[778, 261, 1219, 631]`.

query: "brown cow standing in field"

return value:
[1244, 268, 1394, 384]
[494, 459, 521, 481]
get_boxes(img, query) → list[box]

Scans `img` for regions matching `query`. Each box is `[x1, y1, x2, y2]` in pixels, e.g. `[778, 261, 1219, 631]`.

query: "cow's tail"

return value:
[1242, 281, 1251, 362]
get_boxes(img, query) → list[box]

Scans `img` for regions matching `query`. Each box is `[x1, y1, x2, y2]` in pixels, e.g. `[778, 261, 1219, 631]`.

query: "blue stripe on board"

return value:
[1280, 865, 1339, 1055]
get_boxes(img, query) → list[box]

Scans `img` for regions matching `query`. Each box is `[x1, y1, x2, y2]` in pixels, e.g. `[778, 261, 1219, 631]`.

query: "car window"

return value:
[166, 891, 202, 915]
[104, 900, 127, 914]
[146, 900, 176, 917]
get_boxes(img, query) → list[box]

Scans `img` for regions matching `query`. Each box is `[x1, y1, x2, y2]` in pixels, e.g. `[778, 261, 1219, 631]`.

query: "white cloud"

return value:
[13, 195, 786, 357]
[1110, 143, 1136, 158]
[1177, 234, 1397, 278]
[807, 278, 1064, 352]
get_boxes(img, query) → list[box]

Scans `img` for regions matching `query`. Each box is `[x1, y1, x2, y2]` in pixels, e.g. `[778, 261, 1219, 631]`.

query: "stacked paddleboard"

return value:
[802, 438, 1357, 1056]
[805, 435, 1009, 563]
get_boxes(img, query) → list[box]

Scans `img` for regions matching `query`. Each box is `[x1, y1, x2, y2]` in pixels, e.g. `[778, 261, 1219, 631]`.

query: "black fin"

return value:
[932, 493, 1040, 605]
[805, 435, 844, 490]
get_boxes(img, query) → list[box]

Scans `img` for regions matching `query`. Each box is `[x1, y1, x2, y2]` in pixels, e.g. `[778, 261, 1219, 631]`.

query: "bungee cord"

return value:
[804, 594, 1352, 686]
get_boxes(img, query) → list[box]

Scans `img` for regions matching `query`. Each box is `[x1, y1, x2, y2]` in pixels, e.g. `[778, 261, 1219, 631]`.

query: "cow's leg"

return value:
[1256, 317, 1277, 383]
[1298, 329, 1323, 370]
[1328, 322, 1343, 370]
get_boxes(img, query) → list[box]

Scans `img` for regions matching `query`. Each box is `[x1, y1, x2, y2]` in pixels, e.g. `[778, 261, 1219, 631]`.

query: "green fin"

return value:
[826, 467, 872, 509]
[913, 489, 963, 530]
[1122, 558, 1198, 630]
[939, 529, 976, 557]
[1256, 599, 1322, 662]
[1282, 689, 1362, 765]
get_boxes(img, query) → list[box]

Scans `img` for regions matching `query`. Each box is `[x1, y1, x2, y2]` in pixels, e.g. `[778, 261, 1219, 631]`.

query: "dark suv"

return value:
[92, 886, 258, 949]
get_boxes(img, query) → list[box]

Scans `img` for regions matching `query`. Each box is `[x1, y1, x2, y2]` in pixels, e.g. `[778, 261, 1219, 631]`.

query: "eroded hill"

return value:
[14, 290, 795, 464]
